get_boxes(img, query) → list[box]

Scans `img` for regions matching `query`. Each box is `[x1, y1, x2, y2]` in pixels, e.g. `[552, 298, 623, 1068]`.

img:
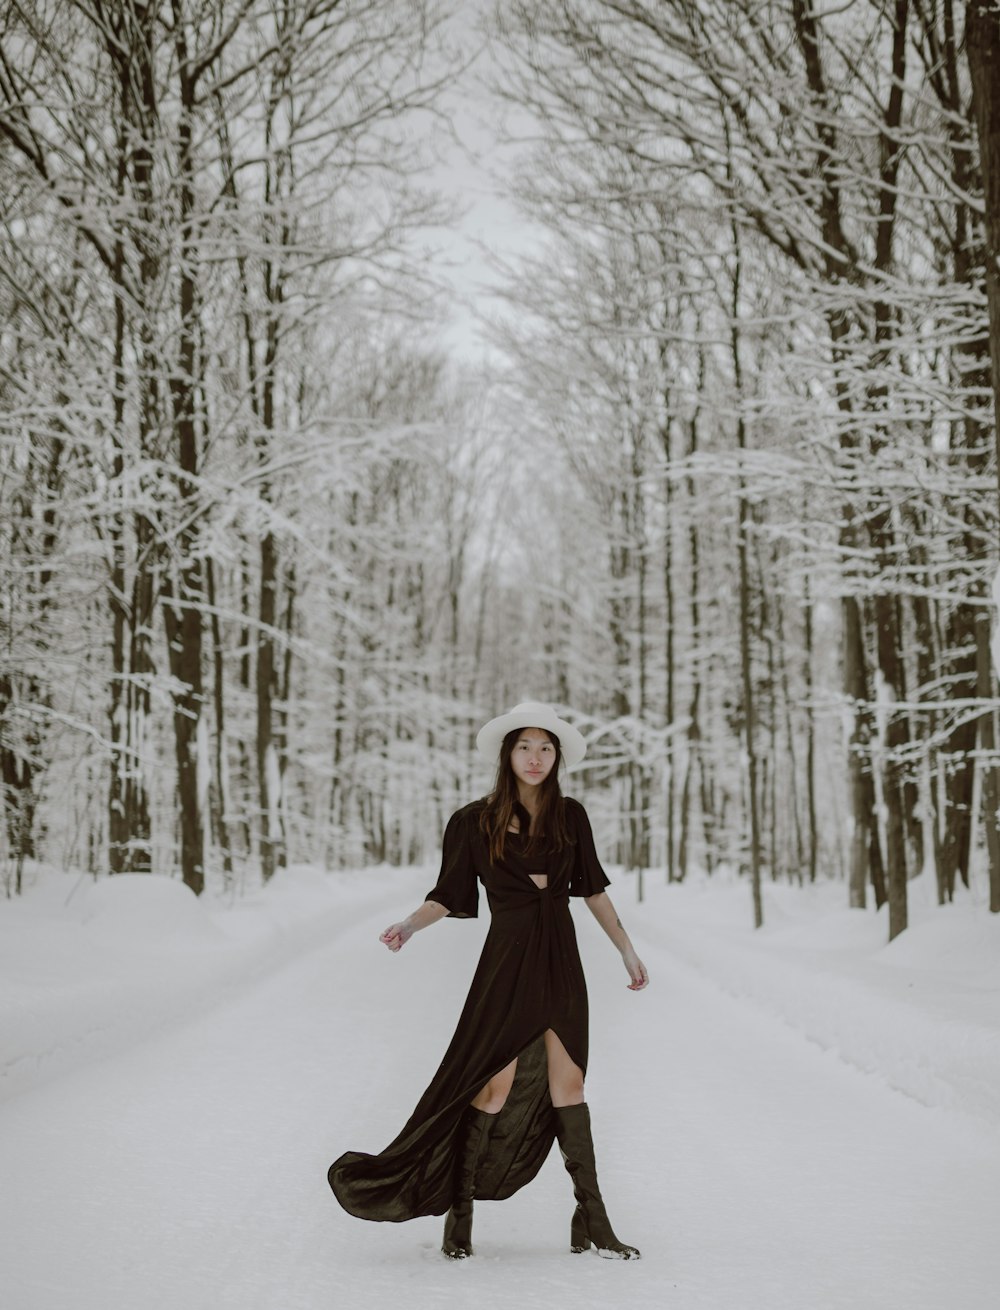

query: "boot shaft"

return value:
[553, 1102, 640, 1260]
[442, 1106, 496, 1259]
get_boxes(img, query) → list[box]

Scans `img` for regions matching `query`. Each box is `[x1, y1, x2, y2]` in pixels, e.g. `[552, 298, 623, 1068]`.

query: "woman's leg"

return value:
[543, 1029, 585, 1107]
[552, 1104, 640, 1258]
[544, 1030, 639, 1257]
[444, 1058, 517, 1257]
[471, 1056, 518, 1112]
[443, 1106, 495, 1258]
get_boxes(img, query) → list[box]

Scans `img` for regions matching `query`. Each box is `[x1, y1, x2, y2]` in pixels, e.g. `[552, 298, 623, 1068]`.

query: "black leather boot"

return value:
[441, 1107, 495, 1258]
[553, 1103, 640, 1259]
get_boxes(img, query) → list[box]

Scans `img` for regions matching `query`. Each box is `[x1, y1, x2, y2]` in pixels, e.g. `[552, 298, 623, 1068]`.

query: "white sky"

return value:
[418, 0, 546, 364]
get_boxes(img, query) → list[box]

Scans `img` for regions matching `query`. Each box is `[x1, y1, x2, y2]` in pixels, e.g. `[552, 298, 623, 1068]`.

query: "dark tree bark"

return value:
[910, 1, 997, 903]
[967, 2, 1000, 482]
[660, 398, 676, 884]
[803, 551, 818, 883]
[677, 393, 705, 883]
[967, 1, 1000, 912]
[727, 181, 763, 927]
[106, 2, 159, 877]
[161, 5, 206, 896]
[205, 558, 233, 881]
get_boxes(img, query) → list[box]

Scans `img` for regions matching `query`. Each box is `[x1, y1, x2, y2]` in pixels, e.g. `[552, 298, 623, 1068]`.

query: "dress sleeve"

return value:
[568, 800, 612, 898]
[424, 808, 479, 918]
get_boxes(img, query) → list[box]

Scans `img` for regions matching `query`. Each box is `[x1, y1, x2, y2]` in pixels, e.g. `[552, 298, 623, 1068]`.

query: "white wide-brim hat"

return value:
[476, 701, 587, 769]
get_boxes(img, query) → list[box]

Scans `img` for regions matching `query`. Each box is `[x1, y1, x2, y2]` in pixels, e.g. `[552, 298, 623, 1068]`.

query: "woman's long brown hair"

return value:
[479, 727, 570, 864]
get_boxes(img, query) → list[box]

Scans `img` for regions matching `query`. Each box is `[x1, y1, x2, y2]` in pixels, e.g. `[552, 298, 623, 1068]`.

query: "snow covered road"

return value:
[3, 873, 999, 1310]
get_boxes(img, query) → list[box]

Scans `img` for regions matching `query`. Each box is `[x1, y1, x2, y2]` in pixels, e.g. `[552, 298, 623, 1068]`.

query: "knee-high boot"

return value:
[441, 1106, 495, 1258]
[553, 1103, 640, 1259]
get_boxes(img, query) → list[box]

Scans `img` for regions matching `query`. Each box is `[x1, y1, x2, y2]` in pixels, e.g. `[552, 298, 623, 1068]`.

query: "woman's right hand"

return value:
[379, 921, 412, 953]
[379, 901, 447, 951]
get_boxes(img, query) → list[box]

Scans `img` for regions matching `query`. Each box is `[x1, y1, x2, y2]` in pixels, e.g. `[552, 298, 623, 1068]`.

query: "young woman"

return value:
[328, 701, 648, 1260]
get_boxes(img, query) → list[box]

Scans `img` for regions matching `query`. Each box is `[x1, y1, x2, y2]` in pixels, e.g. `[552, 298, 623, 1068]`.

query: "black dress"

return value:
[328, 795, 611, 1222]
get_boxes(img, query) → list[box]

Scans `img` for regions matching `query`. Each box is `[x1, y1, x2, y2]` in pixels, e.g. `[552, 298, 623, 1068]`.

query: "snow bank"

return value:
[632, 869, 1000, 1126]
[0, 862, 400, 1103]
[81, 872, 225, 942]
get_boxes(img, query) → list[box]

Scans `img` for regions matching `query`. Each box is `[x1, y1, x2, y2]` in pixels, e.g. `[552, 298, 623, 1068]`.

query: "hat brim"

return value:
[476, 701, 587, 769]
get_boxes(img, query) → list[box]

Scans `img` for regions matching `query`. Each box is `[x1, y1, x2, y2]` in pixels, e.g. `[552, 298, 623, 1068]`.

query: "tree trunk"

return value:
[257, 529, 282, 882]
[727, 192, 763, 927]
[975, 614, 1000, 911]
[776, 579, 805, 878]
[966, 2, 1000, 490]
[739, 483, 763, 927]
[679, 386, 705, 882]
[954, 0, 1000, 892]
[162, 17, 206, 895]
[276, 563, 296, 870]
[206, 558, 233, 881]
[803, 562, 818, 882]
[844, 595, 871, 908]
[660, 396, 676, 881]
[874, 589, 908, 940]
[107, 11, 156, 877]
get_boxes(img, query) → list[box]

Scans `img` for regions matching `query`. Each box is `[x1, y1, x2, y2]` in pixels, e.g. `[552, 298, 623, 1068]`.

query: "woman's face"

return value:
[508, 728, 557, 791]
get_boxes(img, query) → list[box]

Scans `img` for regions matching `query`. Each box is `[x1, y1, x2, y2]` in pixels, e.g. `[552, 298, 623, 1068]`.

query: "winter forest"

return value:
[5, 0, 1000, 938]
[4, 4, 1000, 1308]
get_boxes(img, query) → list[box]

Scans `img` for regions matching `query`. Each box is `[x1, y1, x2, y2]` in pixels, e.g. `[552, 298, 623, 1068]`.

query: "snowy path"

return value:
[3, 889, 999, 1310]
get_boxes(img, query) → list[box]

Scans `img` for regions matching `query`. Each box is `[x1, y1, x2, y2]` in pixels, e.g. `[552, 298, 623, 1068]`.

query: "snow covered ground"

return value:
[2, 860, 999, 1310]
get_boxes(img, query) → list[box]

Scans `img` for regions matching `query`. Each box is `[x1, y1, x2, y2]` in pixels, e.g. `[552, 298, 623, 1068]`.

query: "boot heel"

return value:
[570, 1204, 591, 1253]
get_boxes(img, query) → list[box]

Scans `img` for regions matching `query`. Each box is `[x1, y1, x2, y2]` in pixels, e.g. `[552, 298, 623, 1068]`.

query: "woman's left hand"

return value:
[623, 949, 649, 991]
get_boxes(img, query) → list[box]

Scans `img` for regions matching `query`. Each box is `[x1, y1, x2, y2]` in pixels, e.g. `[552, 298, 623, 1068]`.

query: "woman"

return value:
[328, 700, 648, 1260]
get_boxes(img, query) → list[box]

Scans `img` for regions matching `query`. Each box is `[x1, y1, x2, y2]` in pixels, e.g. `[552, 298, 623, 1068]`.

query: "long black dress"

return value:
[328, 795, 610, 1222]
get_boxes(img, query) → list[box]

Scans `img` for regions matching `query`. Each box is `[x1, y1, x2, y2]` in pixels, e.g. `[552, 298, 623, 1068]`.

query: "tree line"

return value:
[0, 0, 478, 894]
[488, 0, 1000, 933]
[3, 1, 1000, 942]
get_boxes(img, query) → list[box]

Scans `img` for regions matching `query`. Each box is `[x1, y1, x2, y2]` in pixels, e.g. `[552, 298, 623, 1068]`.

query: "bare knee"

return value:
[472, 1086, 508, 1113]
[549, 1070, 585, 1107]
[544, 1029, 585, 1107]
[471, 1059, 516, 1113]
